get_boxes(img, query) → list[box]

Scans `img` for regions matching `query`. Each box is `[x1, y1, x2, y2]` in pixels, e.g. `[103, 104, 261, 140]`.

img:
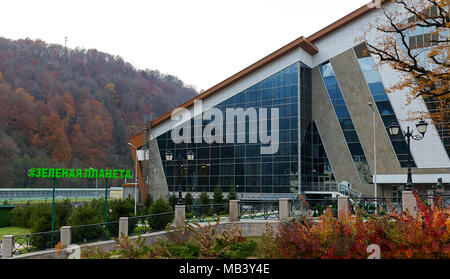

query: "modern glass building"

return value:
[126, 0, 449, 201]
[156, 63, 316, 196]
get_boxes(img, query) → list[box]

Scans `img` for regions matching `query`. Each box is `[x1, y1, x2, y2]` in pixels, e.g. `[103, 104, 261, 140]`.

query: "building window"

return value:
[353, 42, 417, 168]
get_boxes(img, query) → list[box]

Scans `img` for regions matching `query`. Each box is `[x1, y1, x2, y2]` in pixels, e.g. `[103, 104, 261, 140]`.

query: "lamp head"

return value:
[186, 150, 195, 161]
[416, 120, 428, 136]
[165, 151, 173, 161]
[388, 123, 400, 136]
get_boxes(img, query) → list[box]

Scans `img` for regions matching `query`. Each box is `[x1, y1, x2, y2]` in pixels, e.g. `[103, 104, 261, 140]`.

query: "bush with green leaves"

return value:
[143, 194, 153, 210]
[8, 202, 33, 228]
[213, 187, 224, 204]
[28, 204, 55, 249]
[213, 187, 226, 215]
[168, 193, 178, 210]
[198, 191, 211, 216]
[147, 198, 174, 231]
[70, 201, 104, 243]
[228, 186, 237, 201]
[55, 199, 73, 227]
[200, 191, 210, 205]
[184, 192, 193, 206]
[107, 197, 136, 236]
[184, 192, 194, 215]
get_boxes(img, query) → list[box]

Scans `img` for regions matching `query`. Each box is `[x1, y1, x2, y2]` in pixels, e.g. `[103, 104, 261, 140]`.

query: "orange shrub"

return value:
[277, 193, 449, 259]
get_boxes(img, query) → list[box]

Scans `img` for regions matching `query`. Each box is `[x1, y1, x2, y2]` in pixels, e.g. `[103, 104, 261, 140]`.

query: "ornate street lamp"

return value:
[166, 150, 195, 205]
[388, 120, 429, 191]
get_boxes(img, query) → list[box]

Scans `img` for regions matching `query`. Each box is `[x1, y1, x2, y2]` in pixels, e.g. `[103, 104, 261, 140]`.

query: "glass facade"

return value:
[157, 63, 306, 194]
[319, 62, 372, 184]
[301, 121, 335, 187]
[353, 43, 417, 168]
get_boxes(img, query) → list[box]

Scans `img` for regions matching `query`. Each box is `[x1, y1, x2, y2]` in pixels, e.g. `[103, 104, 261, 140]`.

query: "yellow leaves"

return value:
[105, 82, 120, 104]
[104, 82, 115, 93]
[14, 87, 35, 103]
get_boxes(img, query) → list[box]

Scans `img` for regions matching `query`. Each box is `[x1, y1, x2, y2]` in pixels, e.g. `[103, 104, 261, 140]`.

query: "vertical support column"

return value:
[175, 205, 186, 228]
[229, 200, 240, 222]
[60, 226, 72, 248]
[402, 191, 418, 218]
[279, 198, 291, 220]
[2, 235, 13, 259]
[338, 196, 349, 218]
[119, 217, 129, 237]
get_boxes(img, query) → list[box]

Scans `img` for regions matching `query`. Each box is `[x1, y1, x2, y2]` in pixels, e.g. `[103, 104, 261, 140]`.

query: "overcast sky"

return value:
[1, 0, 372, 92]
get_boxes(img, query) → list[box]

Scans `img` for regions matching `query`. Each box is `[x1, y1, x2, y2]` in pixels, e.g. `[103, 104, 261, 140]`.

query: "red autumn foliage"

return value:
[276, 193, 449, 259]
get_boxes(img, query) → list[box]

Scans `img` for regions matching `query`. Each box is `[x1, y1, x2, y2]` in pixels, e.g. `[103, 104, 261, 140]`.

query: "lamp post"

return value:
[104, 177, 109, 240]
[128, 143, 139, 215]
[388, 120, 429, 191]
[368, 102, 377, 203]
[165, 150, 195, 205]
[50, 176, 56, 247]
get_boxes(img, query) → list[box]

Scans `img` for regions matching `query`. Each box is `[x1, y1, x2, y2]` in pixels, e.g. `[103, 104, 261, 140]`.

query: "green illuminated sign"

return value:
[28, 168, 132, 180]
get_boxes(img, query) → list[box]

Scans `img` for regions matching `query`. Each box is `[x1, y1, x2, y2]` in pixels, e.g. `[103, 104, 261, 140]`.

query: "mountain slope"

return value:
[0, 37, 197, 187]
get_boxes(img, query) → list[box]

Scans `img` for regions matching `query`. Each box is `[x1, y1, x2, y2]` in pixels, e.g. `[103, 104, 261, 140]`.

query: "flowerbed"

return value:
[80, 220, 277, 259]
[277, 194, 449, 259]
[80, 193, 449, 259]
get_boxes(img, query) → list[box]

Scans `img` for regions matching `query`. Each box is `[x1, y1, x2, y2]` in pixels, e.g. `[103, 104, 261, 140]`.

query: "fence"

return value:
[0, 188, 108, 203]
[349, 197, 402, 215]
[239, 200, 280, 220]
[4, 191, 449, 258]
[128, 212, 175, 236]
[185, 204, 229, 223]
[70, 221, 120, 244]
[418, 194, 450, 208]
[290, 198, 338, 217]
[11, 231, 60, 255]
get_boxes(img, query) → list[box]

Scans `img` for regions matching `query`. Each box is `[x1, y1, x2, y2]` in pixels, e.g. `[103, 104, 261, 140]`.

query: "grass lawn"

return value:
[0, 226, 31, 238]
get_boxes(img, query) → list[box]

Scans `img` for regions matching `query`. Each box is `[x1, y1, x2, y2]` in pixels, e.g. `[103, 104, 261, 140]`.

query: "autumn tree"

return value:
[0, 37, 197, 187]
[365, 0, 449, 125]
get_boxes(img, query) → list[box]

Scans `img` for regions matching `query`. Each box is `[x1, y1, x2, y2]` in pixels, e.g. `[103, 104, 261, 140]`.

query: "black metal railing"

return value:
[239, 200, 279, 220]
[417, 194, 450, 208]
[71, 221, 120, 244]
[290, 198, 338, 217]
[12, 231, 60, 254]
[128, 212, 175, 235]
[185, 204, 229, 223]
[349, 197, 402, 215]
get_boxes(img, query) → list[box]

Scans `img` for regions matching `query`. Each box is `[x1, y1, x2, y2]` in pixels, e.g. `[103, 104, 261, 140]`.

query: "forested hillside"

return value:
[0, 38, 197, 187]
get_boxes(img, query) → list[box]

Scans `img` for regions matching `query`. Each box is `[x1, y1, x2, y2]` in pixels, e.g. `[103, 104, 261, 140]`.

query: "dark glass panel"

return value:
[348, 143, 365, 156]
[368, 82, 385, 96]
[376, 101, 395, 115]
